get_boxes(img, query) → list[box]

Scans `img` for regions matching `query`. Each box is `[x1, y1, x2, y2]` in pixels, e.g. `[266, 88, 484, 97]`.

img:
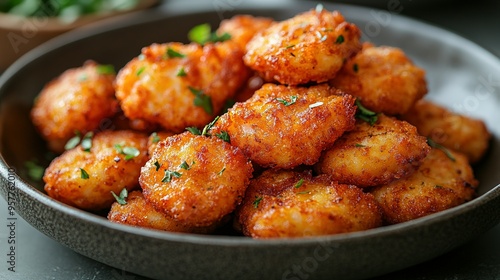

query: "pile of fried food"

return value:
[30, 6, 491, 238]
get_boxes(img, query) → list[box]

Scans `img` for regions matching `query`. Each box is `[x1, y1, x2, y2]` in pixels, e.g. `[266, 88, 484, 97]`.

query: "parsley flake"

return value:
[96, 64, 116, 75]
[335, 35, 345, 44]
[151, 132, 161, 143]
[114, 144, 140, 160]
[285, 44, 295, 49]
[294, 178, 304, 188]
[162, 170, 182, 183]
[186, 127, 202, 135]
[176, 67, 187, 77]
[65, 131, 82, 150]
[25, 160, 44, 181]
[154, 161, 161, 171]
[427, 138, 456, 162]
[355, 99, 378, 126]
[80, 168, 90, 179]
[218, 167, 226, 176]
[201, 116, 220, 136]
[188, 23, 232, 45]
[111, 188, 128, 205]
[81, 131, 93, 152]
[136, 66, 146, 76]
[216, 131, 230, 143]
[253, 196, 263, 208]
[166, 48, 186, 59]
[276, 95, 298, 106]
[189, 87, 213, 114]
[179, 161, 192, 170]
[355, 143, 366, 147]
[353, 63, 359, 73]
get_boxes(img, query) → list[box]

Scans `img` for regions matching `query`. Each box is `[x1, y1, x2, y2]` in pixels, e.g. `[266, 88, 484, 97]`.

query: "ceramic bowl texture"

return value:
[0, 1, 499, 280]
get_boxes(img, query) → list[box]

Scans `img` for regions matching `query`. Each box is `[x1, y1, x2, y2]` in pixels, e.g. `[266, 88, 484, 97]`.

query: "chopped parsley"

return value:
[355, 143, 366, 147]
[355, 99, 378, 126]
[285, 45, 295, 49]
[111, 188, 128, 205]
[294, 178, 304, 189]
[427, 138, 456, 162]
[201, 116, 219, 136]
[151, 132, 161, 143]
[65, 131, 93, 151]
[253, 196, 263, 208]
[215, 131, 230, 143]
[166, 48, 186, 59]
[353, 63, 359, 73]
[189, 87, 213, 114]
[25, 160, 44, 181]
[276, 95, 298, 106]
[80, 132, 93, 152]
[65, 131, 82, 150]
[154, 161, 161, 171]
[186, 127, 202, 135]
[80, 168, 90, 179]
[297, 191, 311, 195]
[136, 66, 146, 76]
[176, 67, 187, 77]
[162, 170, 182, 183]
[335, 35, 345, 44]
[179, 160, 192, 170]
[96, 64, 115, 75]
[188, 23, 232, 45]
[114, 144, 140, 160]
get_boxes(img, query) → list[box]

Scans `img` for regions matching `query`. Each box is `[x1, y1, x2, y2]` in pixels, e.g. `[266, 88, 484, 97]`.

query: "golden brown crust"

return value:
[370, 148, 478, 224]
[43, 130, 149, 211]
[244, 8, 361, 85]
[329, 43, 427, 115]
[108, 191, 217, 234]
[213, 83, 357, 169]
[315, 114, 430, 187]
[401, 99, 491, 163]
[139, 131, 253, 227]
[237, 169, 383, 238]
[115, 41, 250, 132]
[30, 61, 118, 153]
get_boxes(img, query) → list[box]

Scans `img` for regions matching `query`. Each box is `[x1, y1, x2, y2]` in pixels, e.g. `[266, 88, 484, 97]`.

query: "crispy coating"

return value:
[44, 130, 149, 211]
[401, 99, 491, 163]
[140, 132, 253, 227]
[31, 61, 118, 153]
[213, 83, 357, 169]
[217, 15, 275, 51]
[108, 191, 217, 234]
[115, 41, 250, 132]
[370, 148, 478, 224]
[237, 170, 383, 238]
[329, 43, 427, 115]
[315, 114, 430, 187]
[244, 8, 361, 85]
[147, 131, 175, 156]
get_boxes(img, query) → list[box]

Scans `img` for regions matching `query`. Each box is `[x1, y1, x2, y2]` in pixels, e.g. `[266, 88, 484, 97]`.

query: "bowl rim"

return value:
[1, 0, 500, 247]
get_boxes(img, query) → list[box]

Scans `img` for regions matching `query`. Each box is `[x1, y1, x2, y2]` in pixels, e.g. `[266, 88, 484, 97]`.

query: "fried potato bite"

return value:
[315, 114, 430, 187]
[31, 61, 118, 153]
[237, 169, 383, 238]
[115, 41, 249, 132]
[329, 43, 427, 115]
[213, 83, 356, 169]
[401, 99, 491, 163]
[244, 7, 361, 85]
[140, 131, 253, 227]
[370, 148, 478, 224]
[44, 130, 149, 211]
[217, 15, 275, 51]
[108, 191, 217, 234]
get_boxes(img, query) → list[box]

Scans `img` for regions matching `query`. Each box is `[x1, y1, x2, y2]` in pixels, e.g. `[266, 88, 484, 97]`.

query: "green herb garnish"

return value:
[215, 131, 230, 143]
[25, 160, 44, 181]
[111, 188, 128, 205]
[335, 35, 345, 44]
[81, 132, 93, 152]
[136, 66, 146, 76]
[353, 63, 359, 73]
[166, 48, 186, 59]
[114, 144, 140, 160]
[253, 196, 263, 208]
[427, 138, 456, 162]
[179, 161, 192, 170]
[80, 168, 90, 179]
[162, 170, 182, 183]
[186, 127, 202, 135]
[218, 167, 226, 176]
[151, 132, 161, 143]
[154, 161, 161, 171]
[189, 87, 213, 114]
[176, 67, 187, 77]
[276, 95, 298, 106]
[96, 64, 115, 75]
[188, 23, 232, 45]
[355, 99, 378, 126]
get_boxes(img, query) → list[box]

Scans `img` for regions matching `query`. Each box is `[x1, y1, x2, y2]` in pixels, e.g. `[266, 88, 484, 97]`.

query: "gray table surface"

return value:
[1, 0, 499, 279]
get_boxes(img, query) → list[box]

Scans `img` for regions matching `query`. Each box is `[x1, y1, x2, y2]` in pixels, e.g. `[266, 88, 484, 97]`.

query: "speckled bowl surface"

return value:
[0, 1, 499, 280]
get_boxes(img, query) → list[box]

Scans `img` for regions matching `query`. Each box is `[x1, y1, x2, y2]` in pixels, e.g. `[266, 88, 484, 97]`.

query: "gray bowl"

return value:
[1, 1, 499, 280]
